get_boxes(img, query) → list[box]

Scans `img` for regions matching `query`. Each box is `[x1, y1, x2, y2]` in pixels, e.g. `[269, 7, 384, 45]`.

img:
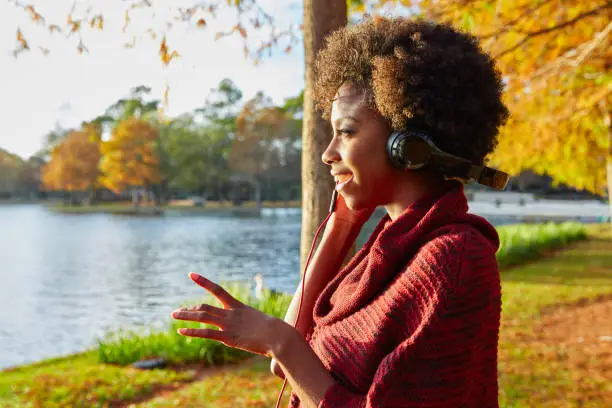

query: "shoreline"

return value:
[1, 199, 609, 223]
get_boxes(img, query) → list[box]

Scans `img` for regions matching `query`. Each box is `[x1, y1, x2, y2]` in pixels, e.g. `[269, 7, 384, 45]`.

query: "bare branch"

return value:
[524, 20, 612, 85]
[8, 0, 301, 65]
[571, 19, 612, 67]
[495, 2, 612, 59]
[479, 0, 555, 40]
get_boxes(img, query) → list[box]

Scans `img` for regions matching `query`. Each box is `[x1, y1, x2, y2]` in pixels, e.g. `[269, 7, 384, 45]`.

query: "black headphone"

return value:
[386, 128, 511, 190]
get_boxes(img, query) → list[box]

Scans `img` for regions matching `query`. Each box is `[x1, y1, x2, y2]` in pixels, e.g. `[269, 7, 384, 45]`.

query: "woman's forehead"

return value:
[331, 87, 367, 120]
[333, 83, 366, 102]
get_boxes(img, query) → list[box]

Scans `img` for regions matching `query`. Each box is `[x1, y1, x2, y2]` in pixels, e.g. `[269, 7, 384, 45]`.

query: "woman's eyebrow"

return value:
[333, 116, 360, 125]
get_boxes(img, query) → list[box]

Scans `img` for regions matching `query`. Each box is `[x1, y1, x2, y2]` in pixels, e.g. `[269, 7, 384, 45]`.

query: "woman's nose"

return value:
[321, 139, 340, 165]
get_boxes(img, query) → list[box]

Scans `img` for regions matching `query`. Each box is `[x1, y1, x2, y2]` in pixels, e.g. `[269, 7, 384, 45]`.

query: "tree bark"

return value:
[300, 0, 347, 274]
[131, 188, 140, 210]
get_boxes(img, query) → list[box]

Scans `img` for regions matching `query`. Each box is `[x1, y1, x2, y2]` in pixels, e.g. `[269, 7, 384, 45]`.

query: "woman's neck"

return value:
[384, 175, 448, 221]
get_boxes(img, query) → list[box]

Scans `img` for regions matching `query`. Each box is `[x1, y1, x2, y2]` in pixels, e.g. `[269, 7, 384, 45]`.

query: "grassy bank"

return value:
[1, 222, 609, 407]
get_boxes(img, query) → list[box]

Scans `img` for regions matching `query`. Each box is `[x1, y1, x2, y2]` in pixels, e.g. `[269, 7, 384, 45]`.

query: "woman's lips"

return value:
[334, 174, 354, 192]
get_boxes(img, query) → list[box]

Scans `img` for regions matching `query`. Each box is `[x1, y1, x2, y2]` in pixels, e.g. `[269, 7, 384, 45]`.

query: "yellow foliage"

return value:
[41, 125, 101, 192]
[99, 118, 161, 194]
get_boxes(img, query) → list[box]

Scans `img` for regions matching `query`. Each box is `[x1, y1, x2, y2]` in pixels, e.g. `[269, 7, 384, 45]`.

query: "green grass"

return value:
[496, 222, 588, 268]
[0, 353, 194, 408]
[136, 356, 292, 408]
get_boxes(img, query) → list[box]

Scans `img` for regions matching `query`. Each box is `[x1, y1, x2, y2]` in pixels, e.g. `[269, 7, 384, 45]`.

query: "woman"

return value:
[172, 17, 509, 407]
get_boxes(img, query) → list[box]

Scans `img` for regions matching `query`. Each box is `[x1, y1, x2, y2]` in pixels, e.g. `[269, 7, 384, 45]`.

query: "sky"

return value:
[0, 0, 305, 159]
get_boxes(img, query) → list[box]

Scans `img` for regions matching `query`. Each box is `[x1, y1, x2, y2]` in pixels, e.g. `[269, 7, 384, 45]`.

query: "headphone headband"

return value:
[386, 129, 511, 190]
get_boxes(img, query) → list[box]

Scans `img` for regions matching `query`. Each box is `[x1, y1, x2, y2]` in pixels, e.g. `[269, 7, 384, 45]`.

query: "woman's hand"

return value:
[172, 272, 289, 358]
[333, 192, 376, 226]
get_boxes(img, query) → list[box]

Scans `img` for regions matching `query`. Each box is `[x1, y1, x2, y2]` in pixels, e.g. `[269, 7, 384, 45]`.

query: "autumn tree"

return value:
[0, 149, 24, 197]
[41, 123, 102, 204]
[230, 92, 282, 209]
[265, 91, 303, 203]
[100, 117, 161, 207]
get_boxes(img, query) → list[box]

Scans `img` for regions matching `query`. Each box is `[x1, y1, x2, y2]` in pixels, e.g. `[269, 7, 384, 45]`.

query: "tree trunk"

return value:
[131, 188, 140, 210]
[253, 178, 262, 213]
[300, 0, 348, 274]
[88, 185, 97, 206]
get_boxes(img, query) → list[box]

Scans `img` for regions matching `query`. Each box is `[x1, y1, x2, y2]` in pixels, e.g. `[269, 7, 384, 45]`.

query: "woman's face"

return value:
[322, 84, 402, 211]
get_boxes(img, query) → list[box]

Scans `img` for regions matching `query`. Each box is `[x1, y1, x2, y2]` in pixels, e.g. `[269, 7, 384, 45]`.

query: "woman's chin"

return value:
[340, 193, 368, 212]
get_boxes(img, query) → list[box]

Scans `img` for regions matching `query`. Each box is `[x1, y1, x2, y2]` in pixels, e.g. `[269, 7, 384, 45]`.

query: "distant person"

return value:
[173, 17, 509, 407]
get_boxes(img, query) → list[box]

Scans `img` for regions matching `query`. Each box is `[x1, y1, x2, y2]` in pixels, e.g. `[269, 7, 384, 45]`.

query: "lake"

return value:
[0, 201, 607, 369]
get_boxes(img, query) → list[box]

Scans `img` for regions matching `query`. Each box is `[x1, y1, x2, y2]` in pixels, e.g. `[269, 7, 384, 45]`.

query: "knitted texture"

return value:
[289, 182, 501, 407]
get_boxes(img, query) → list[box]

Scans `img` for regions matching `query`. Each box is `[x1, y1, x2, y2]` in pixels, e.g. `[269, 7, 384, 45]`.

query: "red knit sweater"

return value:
[289, 182, 501, 407]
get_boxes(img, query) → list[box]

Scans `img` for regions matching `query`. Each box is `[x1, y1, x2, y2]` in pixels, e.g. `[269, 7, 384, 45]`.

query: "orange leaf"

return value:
[197, 18, 207, 27]
[159, 37, 179, 65]
[25, 5, 43, 23]
[16, 28, 28, 48]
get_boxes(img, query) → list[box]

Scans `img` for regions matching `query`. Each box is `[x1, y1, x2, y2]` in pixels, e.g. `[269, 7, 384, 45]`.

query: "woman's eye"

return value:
[336, 128, 355, 136]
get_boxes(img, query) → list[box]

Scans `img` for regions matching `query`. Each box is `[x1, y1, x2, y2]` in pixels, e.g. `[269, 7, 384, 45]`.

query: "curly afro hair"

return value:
[314, 17, 509, 165]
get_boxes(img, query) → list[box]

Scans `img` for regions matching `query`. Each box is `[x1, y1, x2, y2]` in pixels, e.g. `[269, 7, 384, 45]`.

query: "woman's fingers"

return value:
[177, 327, 226, 342]
[189, 303, 226, 317]
[172, 309, 224, 327]
[189, 272, 242, 309]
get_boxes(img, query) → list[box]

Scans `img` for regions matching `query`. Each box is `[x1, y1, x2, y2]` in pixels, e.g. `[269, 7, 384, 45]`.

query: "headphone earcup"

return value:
[386, 130, 433, 170]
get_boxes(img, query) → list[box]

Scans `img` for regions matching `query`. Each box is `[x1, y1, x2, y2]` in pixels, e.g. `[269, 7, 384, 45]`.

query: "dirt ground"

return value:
[531, 295, 612, 405]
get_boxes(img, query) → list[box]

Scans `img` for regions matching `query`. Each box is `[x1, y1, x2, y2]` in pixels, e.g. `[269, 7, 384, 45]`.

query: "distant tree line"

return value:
[0, 80, 303, 207]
